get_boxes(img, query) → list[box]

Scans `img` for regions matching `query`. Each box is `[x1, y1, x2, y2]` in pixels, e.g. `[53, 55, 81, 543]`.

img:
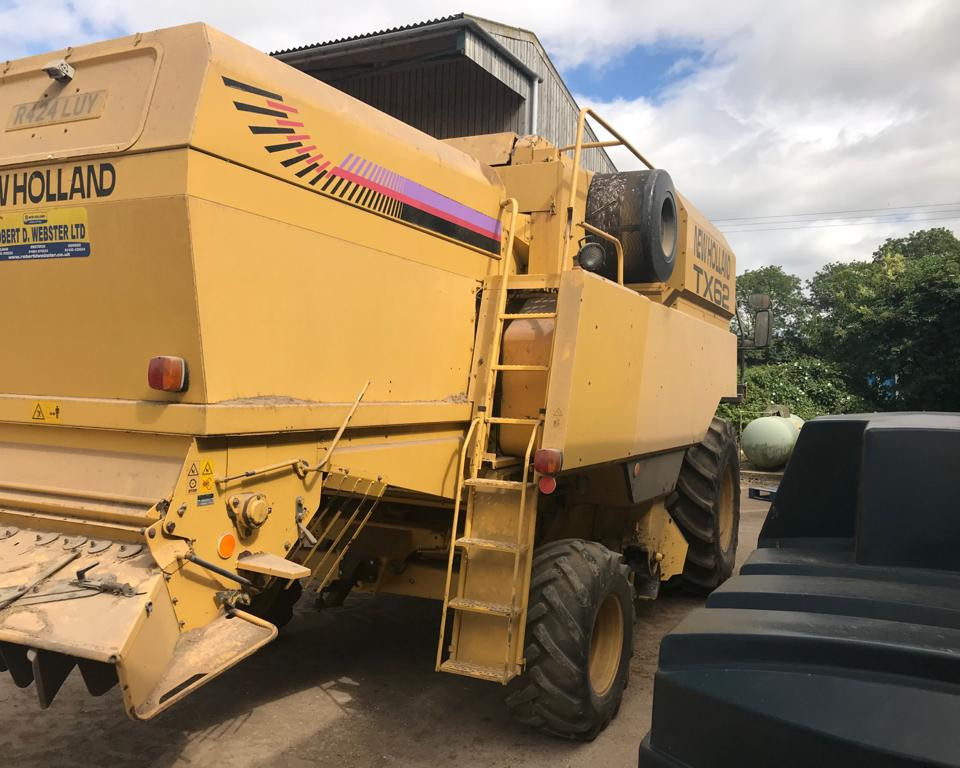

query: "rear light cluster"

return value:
[534, 448, 563, 494]
[148, 356, 188, 392]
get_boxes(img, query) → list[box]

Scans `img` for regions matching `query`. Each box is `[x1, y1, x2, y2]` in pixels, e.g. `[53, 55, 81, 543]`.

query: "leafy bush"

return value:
[717, 356, 871, 431]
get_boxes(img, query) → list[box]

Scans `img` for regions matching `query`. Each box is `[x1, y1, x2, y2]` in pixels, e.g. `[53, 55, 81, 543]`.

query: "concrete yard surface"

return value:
[0, 489, 769, 768]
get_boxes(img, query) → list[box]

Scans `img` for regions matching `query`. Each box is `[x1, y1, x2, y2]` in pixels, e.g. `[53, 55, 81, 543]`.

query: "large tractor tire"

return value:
[506, 539, 633, 740]
[668, 417, 740, 593]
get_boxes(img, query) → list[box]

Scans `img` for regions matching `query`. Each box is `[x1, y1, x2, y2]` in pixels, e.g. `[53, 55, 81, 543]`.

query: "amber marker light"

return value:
[534, 448, 563, 475]
[147, 356, 188, 392]
[217, 533, 237, 560]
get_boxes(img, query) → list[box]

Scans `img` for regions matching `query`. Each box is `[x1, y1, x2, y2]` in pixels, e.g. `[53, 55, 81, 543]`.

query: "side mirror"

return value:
[753, 309, 772, 348]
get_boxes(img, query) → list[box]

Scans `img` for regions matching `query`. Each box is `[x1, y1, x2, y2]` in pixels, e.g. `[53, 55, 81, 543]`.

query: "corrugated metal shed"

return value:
[272, 14, 615, 173]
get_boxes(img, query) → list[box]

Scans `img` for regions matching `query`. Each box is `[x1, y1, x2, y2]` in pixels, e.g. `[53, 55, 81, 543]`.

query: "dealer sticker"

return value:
[0, 207, 90, 261]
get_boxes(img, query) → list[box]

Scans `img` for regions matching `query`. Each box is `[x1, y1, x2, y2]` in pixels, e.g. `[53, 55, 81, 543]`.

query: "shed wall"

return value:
[334, 58, 524, 139]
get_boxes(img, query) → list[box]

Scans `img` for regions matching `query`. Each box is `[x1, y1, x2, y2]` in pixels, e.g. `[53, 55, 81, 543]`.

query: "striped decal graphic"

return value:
[222, 76, 502, 254]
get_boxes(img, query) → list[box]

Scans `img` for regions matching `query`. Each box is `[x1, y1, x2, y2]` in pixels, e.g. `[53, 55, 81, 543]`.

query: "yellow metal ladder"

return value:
[436, 199, 557, 684]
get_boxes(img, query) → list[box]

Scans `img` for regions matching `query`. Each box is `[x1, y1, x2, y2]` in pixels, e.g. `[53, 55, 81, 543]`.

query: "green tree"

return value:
[807, 227, 960, 410]
[735, 265, 809, 362]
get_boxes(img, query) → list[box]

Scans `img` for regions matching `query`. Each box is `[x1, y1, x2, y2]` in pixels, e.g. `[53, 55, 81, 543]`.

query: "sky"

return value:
[2, 0, 958, 278]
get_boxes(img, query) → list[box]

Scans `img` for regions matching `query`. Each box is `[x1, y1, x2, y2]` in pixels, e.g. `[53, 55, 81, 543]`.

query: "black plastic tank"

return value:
[640, 413, 960, 768]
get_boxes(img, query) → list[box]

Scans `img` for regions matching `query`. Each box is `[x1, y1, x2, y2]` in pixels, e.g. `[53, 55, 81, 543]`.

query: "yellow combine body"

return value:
[0, 24, 738, 736]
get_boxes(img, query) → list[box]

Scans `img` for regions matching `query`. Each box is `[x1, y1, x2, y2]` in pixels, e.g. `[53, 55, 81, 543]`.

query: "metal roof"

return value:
[272, 14, 539, 82]
[271, 14, 467, 56]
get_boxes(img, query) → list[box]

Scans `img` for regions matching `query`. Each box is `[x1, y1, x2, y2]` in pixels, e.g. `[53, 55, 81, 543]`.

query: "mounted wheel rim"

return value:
[589, 592, 624, 696]
[717, 464, 736, 552]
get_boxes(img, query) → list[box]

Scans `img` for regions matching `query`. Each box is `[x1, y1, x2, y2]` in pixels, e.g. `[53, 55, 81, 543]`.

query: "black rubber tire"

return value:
[506, 539, 633, 740]
[668, 417, 740, 593]
[585, 169, 678, 283]
[250, 579, 302, 629]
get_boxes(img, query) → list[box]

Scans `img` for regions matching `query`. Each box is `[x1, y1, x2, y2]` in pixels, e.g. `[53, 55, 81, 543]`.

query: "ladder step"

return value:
[492, 364, 549, 372]
[448, 597, 515, 617]
[456, 536, 527, 554]
[485, 416, 541, 425]
[482, 452, 522, 469]
[464, 478, 533, 491]
[439, 659, 508, 683]
[499, 312, 557, 320]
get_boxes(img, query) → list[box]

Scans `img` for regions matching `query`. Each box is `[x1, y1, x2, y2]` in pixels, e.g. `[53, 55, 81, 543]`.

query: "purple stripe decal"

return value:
[334, 150, 501, 239]
[396, 177, 501, 237]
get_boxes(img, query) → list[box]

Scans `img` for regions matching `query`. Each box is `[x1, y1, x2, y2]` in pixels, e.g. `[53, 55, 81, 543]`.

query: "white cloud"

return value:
[1, 0, 957, 277]
[576, 0, 960, 276]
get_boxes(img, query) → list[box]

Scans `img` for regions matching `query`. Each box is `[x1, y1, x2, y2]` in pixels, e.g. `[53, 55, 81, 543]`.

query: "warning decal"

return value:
[0, 207, 90, 261]
[187, 460, 215, 494]
[186, 462, 199, 493]
[200, 461, 215, 493]
[31, 400, 61, 423]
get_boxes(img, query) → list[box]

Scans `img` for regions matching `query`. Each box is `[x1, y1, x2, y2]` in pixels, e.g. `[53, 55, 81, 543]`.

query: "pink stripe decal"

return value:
[267, 100, 298, 113]
[276, 119, 304, 127]
[307, 154, 324, 164]
[296, 145, 318, 154]
[286, 134, 310, 141]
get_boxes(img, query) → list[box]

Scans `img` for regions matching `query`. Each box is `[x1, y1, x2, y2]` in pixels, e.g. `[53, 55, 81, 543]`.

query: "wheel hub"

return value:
[589, 592, 624, 696]
[717, 466, 736, 552]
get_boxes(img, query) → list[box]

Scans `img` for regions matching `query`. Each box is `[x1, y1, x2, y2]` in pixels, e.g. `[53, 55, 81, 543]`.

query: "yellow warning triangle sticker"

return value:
[201, 461, 214, 476]
[187, 463, 199, 477]
[32, 403, 45, 421]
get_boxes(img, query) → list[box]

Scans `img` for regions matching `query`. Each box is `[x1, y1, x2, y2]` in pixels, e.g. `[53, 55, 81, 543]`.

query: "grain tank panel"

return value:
[0, 23, 510, 428]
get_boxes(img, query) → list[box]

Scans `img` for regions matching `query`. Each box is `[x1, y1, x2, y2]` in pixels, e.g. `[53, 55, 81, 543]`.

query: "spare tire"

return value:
[584, 170, 678, 283]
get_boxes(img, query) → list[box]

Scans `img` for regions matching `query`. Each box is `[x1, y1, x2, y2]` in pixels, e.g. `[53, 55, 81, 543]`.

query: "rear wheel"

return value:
[668, 417, 740, 592]
[506, 539, 633, 740]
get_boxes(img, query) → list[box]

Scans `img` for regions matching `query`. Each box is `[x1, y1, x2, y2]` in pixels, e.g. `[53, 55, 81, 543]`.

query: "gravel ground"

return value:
[0, 488, 769, 768]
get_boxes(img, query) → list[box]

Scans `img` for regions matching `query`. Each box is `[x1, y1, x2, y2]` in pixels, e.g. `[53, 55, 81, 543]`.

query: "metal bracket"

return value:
[0, 552, 81, 611]
[295, 496, 318, 546]
[215, 380, 370, 487]
[70, 567, 137, 597]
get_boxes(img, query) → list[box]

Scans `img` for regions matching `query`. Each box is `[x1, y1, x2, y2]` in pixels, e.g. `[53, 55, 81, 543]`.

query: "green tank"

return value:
[742, 415, 802, 469]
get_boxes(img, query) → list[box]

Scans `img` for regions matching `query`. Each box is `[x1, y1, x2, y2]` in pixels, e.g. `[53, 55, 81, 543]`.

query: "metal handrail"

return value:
[505, 418, 542, 673]
[560, 108, 656, 282]
[580, 222, 625, 286]
[435, 416, 481, 671]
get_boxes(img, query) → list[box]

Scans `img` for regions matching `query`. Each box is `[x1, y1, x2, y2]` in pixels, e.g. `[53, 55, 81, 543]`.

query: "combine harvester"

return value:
[0, 24, 767, 738]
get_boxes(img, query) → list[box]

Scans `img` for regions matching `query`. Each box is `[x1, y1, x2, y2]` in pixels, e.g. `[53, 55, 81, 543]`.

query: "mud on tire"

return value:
[506, 539, 633, 740]
[668, 417, 740, 593]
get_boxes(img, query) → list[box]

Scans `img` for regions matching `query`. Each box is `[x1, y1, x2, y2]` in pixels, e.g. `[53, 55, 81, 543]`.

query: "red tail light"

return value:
[534, 448, 563, 475]
[148, 356, 188, 392]
[538, 475, 558, 494]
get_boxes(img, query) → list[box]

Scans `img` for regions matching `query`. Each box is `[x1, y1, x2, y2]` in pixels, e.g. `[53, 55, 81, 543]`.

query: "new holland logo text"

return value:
[692, 224, 733, 311]
[0, 163, 115, 207]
